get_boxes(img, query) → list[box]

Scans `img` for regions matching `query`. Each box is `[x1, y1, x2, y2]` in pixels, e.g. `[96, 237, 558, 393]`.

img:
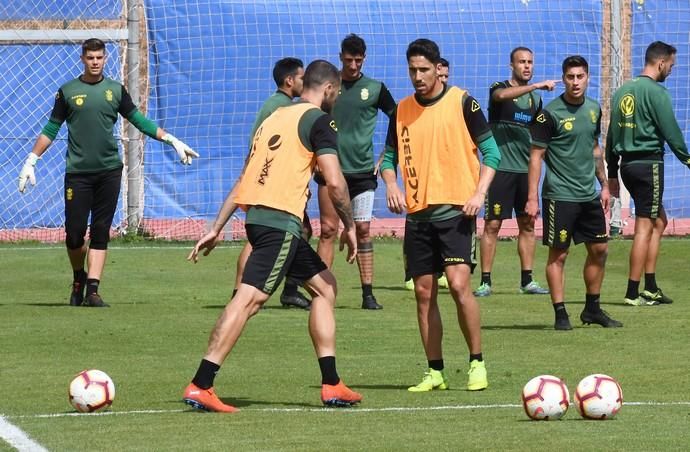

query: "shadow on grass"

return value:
[482, 324, 553, 331]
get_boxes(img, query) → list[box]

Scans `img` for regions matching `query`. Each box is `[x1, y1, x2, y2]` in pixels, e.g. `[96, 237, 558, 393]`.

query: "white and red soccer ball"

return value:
[69, 369, 115, 413]
[521, 375, 570, 420]
[574, 373, 623, 420]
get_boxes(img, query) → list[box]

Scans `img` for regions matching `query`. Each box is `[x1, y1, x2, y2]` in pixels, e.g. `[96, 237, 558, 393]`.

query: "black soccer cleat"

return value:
[69, 277, 86, 307]
[85, 293, 110, 308]
[279, 292, 311, 310]
[361, 294, 383, 310]
[554, 315, 572, 331]
[580, 309, 622, 328]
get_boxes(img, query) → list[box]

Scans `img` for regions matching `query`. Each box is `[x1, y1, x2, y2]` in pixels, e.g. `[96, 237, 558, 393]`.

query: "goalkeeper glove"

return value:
[162, 133, 200, 165]
[18, 152, 39, 193]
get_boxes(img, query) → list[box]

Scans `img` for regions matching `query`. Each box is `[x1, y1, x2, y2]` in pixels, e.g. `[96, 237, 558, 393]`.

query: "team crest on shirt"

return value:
[559, 229, 568, 243]
[536, 113, 546, 123]
[360, 88, 369, 100]
[564, 121, 573, 131]
[493, 203, 501, 216]
[471, 100, 480, 112]
[66, 188, 73, 201]
[620, 94, 635, 118]
[329, 120, 338, 132]
[105, 89, 113, 102]
[589, 109, 597, 123]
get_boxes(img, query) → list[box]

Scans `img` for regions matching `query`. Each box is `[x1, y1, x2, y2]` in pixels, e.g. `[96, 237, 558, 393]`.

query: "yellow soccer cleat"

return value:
[408, 368, 449, 392]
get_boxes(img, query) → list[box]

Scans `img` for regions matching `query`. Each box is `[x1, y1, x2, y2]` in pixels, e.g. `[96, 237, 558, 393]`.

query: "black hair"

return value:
[303, 59, 340, 90]
[82, 38, 105, 55]
[645, 41, 677, 65]
[561, 55, 589, 74]
[406, 38, 441, 64]
[439, 57, 450, 68]
[272, 57, 304, 87]
[341, 34, 366, 56]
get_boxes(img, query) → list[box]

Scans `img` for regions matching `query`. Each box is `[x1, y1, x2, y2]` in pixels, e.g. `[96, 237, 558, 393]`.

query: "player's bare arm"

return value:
[317, 153, 357, 263]
[492, 80, 559, 102]
[463, 165, 496, 217]
[525, 145, 546, 219]
[593, 143, 610, 214]
[187, 182, 240, 263]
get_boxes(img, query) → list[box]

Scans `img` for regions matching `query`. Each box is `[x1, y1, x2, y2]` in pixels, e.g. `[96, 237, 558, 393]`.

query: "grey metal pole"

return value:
[126, 0, 143, 234]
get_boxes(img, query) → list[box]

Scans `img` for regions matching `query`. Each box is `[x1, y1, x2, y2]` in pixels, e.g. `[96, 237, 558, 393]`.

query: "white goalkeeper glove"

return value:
[18, 152, 40, 193]
[162, 133, 199, 165]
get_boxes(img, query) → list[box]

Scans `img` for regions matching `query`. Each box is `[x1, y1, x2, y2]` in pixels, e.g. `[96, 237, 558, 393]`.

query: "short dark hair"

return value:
[510, 46, 533, 63]
[645, 41, 677, 65]
[272, 57, 304, 87]
[406, 38, 441, 64]
[439, 57, 450, 68]
[562, 55, 589, 74]
[341, 34, 366, 56]
[303, 59, 340, 90]
[82, 38, 105, 55]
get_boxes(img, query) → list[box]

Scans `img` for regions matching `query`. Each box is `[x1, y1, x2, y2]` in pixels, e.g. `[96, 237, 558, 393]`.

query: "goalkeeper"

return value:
[17, 38, 199, 307]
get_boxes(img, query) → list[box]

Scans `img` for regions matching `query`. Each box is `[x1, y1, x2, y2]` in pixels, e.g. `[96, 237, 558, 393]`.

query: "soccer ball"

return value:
[521, 375, 570, 420]
[574, 374, 623, 420]
[69, 369, 115, 413]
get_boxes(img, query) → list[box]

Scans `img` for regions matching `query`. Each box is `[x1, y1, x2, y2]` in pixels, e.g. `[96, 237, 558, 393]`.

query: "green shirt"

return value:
[245, 104, 337, 238]
[530, 94, 602, 202]
[332, 74, 395, 174]
[488, 80, 542, 173]
[248, 90, 293, 148]
[606, 75, 690, 174]
[49, 77, 136, 173]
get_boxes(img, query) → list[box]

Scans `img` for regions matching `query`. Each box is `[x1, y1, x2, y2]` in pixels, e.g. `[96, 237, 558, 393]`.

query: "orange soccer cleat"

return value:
[321, 380, 363, 407]
[183, 383, 238, 413]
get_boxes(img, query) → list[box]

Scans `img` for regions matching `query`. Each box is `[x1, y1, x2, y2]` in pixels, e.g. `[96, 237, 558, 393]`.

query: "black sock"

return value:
[428, 359, 444, 371]
[282, 279, 299, 297]
[644, 273, 658, 293]
[469, 353, 483, 363]
[625, 279, 640, 299]
[86, 278, 100, 296]
[362, 284, 373, 298]
[192, 359, 221, 389]
[318, 356, 340, 385]
[585, 293, 600, 312]
[553, 302, 568, 318]
[481, 272, 492, 285]
[520, 270, 533, 287]
[73, 268, 86, 282]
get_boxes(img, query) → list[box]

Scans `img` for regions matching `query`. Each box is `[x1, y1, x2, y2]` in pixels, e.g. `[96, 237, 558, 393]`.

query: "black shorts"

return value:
[314, 171, 377, 200]
[403, 214, 476, 278]
[542, 198, 608, 249]
[64, 167, 122, 235]
[242, 224, 327, 295]
[620, 161, 664, 219]
[484, 171, 529, 220]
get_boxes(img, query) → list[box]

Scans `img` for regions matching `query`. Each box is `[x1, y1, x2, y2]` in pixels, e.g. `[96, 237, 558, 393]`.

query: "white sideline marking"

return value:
[0, 415, 48, 452]
[5, 401, 690, 419]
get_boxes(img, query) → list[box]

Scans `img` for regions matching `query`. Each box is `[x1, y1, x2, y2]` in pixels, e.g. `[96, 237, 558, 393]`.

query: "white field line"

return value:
[5, 401, 690, 419]
[0, 415, 48, 452]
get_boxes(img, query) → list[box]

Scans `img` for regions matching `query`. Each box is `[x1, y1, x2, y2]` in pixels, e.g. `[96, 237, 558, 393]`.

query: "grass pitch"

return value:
[1, 238, 689, 451]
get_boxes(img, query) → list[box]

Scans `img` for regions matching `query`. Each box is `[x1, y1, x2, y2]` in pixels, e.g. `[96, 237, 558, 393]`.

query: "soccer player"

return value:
[232, 57, 313, 310]
[381, 38, 499, 391]
[17, 38, 198, 307]
[316, 34, 396, 310]
[475, 47, 558, 298]
[403, 57, 451, 292]
[525, 55, 622, 330]
[438, 58, 450, 84]
[183, 60, 361, 412]
[606, 41, 689, 307]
